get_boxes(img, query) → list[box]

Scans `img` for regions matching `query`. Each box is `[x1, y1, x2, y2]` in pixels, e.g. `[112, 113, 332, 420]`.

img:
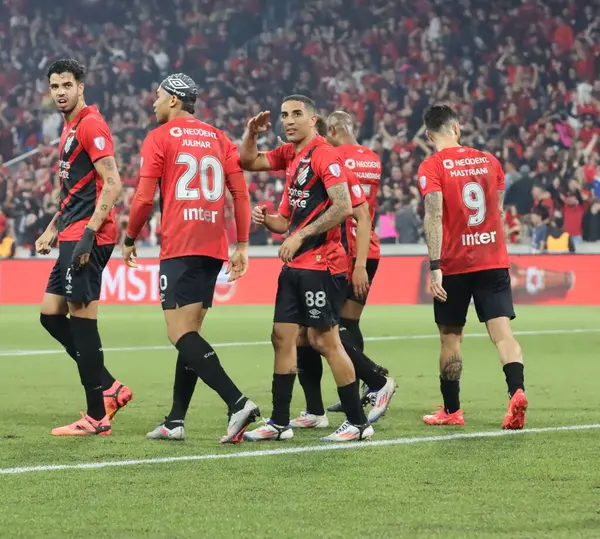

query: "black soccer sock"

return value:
[175, 332, 244, 411]
[337, 381, 367, 425]
[166, 352, 198, 423]
[339, 328, 386, 391]
[340, 317, 364, 352]
[40, 313, 116, 391]
[297, 346, 324, 416]
[271, 373, 296, 427]
[69, 316, 106, 421]
[503, 362, 525, 397]
[440, 377, 461, 414]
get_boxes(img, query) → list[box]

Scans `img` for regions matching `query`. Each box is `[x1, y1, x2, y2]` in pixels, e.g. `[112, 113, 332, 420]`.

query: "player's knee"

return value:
[271, 325, 293, 353]
[307, 327, 338, 357]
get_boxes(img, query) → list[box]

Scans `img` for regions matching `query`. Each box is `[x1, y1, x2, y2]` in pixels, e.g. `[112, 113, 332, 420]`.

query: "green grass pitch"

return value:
[0, 304, 599, 538]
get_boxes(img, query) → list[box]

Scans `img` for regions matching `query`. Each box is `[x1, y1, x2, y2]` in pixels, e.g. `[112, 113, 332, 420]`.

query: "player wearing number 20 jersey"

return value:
[418, 105, 526, 432]
[125, 73, 259, 444]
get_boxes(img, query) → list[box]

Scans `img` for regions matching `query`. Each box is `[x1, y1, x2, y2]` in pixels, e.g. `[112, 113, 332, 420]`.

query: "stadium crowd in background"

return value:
[0, 0, 599, 254]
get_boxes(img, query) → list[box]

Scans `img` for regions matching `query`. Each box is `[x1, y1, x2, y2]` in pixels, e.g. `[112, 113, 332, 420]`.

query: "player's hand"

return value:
[278, 233, 304, 264]
[247, 111, 271, 136]
[70, 227, 95, 271]
[122, 243, 138, 268]
[225, 247, 248, 282]
[252, 205, 267, 225]
[35, 227, 57, 255]
[430, 269, 447, 302]
[352, 264, 370, 299]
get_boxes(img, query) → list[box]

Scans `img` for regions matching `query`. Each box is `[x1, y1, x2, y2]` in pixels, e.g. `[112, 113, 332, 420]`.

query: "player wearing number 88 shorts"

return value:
[123, 73, 260, 444]
[417, 104, 527, 431]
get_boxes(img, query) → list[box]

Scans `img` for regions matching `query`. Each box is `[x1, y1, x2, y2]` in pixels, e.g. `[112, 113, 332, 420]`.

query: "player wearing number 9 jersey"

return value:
[123, 73, 260, 444]
[417, 105, 527, 431]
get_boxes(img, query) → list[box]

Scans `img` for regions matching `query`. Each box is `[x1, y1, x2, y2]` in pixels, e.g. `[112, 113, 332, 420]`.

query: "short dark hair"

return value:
[282, 94, 317, 114]
[423, 105, 459, 133]
[47, 59, 85, 82]
[181, 102, 195, 114]
[315, 116, 327, 136]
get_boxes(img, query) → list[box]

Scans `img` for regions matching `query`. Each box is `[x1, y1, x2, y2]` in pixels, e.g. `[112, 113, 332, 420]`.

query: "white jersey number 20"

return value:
[462, 182, 486, 226]
[175, 153, 224, 202]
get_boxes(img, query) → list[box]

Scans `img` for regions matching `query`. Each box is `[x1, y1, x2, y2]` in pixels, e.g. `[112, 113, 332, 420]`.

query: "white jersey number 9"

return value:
[175, 153, 224, 202]
[462, 182, 486, 226]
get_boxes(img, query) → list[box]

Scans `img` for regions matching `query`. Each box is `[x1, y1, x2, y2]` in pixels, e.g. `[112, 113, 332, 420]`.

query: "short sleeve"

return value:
[347, 171, 367, 207]
[78, 117, 114, 162]
[417, 158, 443, 197]
[312, 145, 347, 189]
[139, 130, 164, 178]
[224, 138, 243, 176]
[266, 144, 293, 171]
[278, 178, 291, 218]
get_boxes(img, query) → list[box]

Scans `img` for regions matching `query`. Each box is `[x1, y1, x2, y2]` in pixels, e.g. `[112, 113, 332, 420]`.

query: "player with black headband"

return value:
[122, 73, 259, 443]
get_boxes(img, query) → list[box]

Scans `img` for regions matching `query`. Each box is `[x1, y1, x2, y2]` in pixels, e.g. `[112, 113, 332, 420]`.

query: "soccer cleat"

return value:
[367, 377, 397, 423]
[422, 405, 465, 426]
[328, 366, 390, 412]
[104, 381, 133, 420]
[502, 389, 528, 430]
[220, 399, 261, 444]
[51, 412, 111, 436]
[319, 420, 374, 442]
[289, 411, 329, 429]
[146, 419, 185, 441]
[243, 418, 294, 441]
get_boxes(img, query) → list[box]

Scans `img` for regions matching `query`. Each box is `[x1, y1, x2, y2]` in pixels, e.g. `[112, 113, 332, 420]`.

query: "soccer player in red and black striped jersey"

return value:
[122, 73, 259, 444]
[240, 95, 374, 442]
[289, 115, 396, 430]
[35, 59, 133, 436]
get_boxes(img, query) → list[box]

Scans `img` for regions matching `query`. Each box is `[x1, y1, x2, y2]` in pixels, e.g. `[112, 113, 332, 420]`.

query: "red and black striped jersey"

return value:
[57, 105, 117, 245]
[267, 136, 349, 276]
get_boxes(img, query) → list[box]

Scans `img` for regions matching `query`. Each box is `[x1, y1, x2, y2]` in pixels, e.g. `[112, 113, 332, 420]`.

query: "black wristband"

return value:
[429, 259, 441, 271]
[124, 235, 136, 247]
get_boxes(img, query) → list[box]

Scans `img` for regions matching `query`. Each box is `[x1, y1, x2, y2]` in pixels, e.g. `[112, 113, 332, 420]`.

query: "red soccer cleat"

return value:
[103, 381, 133, 420]
[422, 405, 465, 426]
[502, 389, 528, 430]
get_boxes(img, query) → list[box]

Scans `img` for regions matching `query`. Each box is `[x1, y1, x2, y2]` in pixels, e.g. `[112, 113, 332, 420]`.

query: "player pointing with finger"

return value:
[418, 105, 528, 430]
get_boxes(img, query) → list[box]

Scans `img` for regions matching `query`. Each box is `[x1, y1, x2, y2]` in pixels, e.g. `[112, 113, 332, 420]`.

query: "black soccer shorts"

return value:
[346, 258, 379, 306]
[434, 268, 515, 327]
[159, 255, 224, 310]
[273, 266, 348, 327]
[45, 241, 114, 304]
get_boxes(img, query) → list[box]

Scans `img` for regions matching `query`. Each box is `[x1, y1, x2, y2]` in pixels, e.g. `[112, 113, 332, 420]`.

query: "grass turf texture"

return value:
[0, 304, 599, 539]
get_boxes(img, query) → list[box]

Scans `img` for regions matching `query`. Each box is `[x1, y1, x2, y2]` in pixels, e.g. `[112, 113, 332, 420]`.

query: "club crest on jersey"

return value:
[296, 166, 310, 186]
[419, 175, 427, 189]
[329, 163, 341, 177]
[94, 137, 106, 151]
[352, 184, 363, 198]
[64, 129, 76, 153]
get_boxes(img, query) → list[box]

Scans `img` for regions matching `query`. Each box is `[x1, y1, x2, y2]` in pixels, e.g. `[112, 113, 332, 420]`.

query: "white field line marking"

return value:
[1, 424, 598, 476]
[2, 328, 599, 358]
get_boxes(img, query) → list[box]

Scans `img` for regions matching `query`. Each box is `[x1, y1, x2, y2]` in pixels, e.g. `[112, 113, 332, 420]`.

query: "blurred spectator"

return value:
[545, 216, 576, 253]
[530, 207, 549, 254]
[582, 199, 600, 242]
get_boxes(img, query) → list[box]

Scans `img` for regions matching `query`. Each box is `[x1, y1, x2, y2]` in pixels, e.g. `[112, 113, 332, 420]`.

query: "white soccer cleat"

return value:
[289, 411, 329, 429]
[219, 399, 261, 444]
[320, 420, 374, 442]
[243, 418, 294, 441]
[146, 420, 185, 441]
[367, 377, 397, 423]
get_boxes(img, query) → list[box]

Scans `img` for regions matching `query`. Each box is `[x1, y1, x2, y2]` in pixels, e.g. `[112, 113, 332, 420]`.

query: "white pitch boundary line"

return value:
[1, 327, 599, 358]
[1, 423, 598, 476]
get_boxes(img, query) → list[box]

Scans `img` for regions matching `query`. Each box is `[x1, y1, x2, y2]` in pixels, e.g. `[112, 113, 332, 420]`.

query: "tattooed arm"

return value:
[498, 189, 505, 222]
[423, 192, 443, 261]
[87, 156, 122, 231]
[297, 183, 352, 240]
